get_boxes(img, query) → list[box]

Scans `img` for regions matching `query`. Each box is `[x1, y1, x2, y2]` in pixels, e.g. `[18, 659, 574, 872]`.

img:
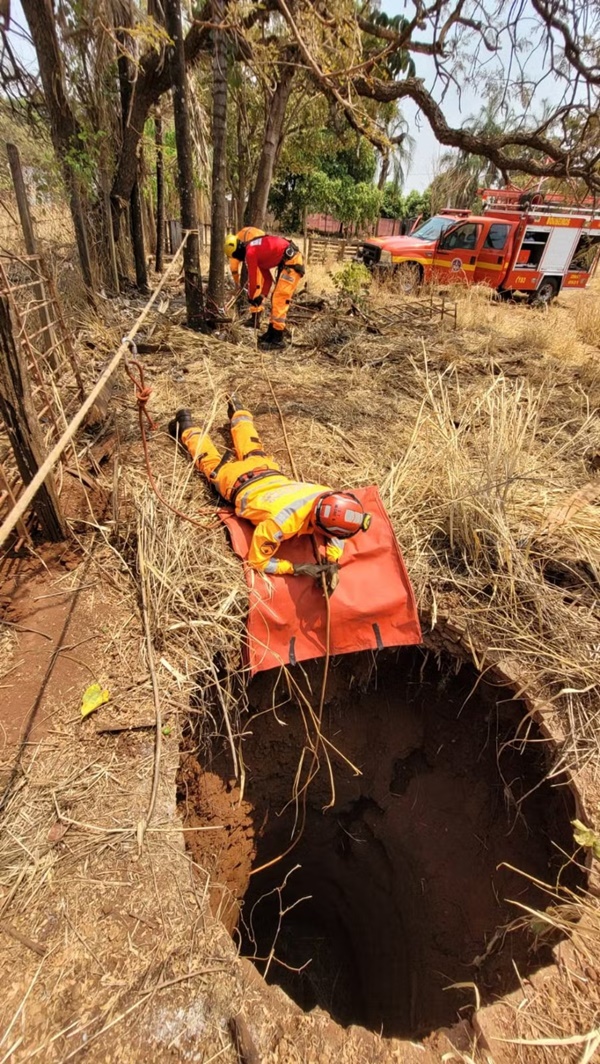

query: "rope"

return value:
[123, 345, 218, 532]
[136, 526, 162, 853]
[250, 353, 336, 876]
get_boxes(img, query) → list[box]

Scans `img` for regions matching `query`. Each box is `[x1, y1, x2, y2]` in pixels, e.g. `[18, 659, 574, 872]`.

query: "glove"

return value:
[293, 563, 327, 579]
[248, 295, 263, 308]
[323, 562, 340, 594]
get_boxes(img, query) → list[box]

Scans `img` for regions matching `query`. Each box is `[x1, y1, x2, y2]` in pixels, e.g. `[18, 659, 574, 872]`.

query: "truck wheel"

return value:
[395, 262, 422, 294]
[528, 278, 558, 306]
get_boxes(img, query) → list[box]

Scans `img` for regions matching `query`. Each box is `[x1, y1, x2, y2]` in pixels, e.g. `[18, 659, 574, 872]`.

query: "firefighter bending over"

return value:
[224, 231, 305, 348]
[169, 401, 371, 587]
[225, 226, 264, 327]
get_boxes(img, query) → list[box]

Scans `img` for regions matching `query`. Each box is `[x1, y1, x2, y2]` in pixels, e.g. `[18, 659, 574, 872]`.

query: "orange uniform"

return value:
[181, 410, 345, 574]
[245, 235, 305, 331]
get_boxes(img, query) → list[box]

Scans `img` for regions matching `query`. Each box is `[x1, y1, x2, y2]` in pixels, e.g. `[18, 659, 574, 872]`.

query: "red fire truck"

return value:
[355, 189, 600, 303]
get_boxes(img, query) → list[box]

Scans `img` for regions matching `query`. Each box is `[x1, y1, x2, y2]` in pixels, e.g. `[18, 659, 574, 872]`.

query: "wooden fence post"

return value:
[0, 295, 66, 541]
[6, 143, 59, 369]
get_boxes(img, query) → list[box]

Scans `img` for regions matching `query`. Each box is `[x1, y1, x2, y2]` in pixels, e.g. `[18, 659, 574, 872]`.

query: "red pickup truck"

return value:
[356, 192, 600, 304]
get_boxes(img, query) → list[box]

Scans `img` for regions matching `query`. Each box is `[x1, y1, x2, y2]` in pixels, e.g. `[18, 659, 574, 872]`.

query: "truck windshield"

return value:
[412, 215, 459, 241]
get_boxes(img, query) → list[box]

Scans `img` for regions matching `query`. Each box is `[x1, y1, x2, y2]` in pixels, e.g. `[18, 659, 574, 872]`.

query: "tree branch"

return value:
[353, 74, 600, 188]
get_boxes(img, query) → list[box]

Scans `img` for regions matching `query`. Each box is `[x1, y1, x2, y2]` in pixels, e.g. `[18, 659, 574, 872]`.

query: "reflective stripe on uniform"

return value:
[264, 558, 280, 574]
[231, 414, 253, 425]
[273, 490, 322, 526]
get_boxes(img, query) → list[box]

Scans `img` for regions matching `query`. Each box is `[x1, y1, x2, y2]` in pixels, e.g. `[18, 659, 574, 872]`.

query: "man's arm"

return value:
[229, 257, 240, 287]
[247, 519, 294, 575]
[246, 248, 259, 301]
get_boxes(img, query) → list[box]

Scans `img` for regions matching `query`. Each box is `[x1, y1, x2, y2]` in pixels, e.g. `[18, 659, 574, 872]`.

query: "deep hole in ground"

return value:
[177, 648, 585, 1040]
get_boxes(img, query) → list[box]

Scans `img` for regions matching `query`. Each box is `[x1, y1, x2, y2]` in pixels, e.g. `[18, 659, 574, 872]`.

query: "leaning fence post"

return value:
[6, 142, 59, 370]
[0, 295, 66, 541]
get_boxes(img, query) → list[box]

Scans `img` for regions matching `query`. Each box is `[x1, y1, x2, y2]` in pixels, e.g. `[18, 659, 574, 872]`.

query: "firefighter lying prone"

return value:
[169, 402, 371, 589]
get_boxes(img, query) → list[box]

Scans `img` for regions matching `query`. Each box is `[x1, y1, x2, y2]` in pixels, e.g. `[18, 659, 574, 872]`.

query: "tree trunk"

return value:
[118, 9, 149, 292]
[129, 180, 149, 292]
[235, 102, 247, 230]
[164, 0, 205, 329]
[20, 0, 95, 299]
[154, 109, 165, 272]
[206, 0, 228, 321]
[245, 63, 295, 228]
[110, 0, 215, 241]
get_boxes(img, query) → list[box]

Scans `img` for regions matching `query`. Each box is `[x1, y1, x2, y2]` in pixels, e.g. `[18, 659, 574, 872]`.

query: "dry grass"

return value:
[1, 263, 600, 1062]
[114, 285, 600, 1061]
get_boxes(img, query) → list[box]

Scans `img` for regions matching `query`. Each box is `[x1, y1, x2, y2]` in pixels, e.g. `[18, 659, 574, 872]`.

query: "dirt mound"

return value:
[179, 648, 584, 1040]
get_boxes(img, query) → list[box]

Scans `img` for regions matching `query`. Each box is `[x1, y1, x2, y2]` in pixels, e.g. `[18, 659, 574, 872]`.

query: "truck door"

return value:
[473, 222, 512, 288]
[433, 222, 482, 283]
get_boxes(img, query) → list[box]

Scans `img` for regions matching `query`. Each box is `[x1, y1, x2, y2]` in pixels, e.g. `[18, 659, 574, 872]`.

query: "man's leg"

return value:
[229, 409, 268, 460]
[180, 427, 223, 480]
[270, 254, 304, 332]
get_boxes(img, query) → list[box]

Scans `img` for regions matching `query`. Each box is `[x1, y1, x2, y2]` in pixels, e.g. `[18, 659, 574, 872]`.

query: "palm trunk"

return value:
[118, 11, 148, 292]
[378, 154, 390, 191]
[154, 108, 165, 272]
[164, 0, 205, 328]
[206, 0, 228, 321]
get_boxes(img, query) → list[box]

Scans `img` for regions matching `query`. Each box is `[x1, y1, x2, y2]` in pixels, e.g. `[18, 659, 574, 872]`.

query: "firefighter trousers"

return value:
[181, 409, 281, 498]
[270, 252, 304, 330]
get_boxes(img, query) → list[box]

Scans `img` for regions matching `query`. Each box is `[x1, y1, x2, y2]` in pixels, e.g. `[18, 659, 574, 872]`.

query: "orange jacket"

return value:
[235, 473, 345, 574]
[229, 226, 265, 286]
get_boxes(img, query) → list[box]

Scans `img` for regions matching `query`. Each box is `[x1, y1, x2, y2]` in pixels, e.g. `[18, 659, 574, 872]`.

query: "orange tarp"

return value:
[220, 485, 422, 676]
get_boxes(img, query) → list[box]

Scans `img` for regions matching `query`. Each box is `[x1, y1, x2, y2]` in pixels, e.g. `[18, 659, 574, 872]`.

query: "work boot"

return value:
[240, 315, 261, 328]
[226, 394, 244, 419]
[258, 324, 285, 348]
[168, 408, 194, 440]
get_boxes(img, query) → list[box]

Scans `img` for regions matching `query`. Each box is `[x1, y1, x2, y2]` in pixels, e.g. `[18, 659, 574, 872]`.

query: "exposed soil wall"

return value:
[178, 647, 584, 1040]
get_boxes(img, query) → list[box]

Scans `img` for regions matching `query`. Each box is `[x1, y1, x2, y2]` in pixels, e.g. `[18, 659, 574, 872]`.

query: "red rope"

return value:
[123, 350, 218, 531]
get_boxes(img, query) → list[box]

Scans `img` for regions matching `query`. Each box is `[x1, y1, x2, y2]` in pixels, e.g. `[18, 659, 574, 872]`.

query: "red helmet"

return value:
[312, 492, 372, 538]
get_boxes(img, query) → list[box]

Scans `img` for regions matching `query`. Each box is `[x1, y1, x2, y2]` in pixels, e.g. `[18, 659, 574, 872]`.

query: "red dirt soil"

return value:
[0, 543, 95, 756]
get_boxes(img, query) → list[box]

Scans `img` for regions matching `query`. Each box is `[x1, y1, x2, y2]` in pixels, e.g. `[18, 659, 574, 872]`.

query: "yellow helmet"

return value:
[224, 233, 238, 257]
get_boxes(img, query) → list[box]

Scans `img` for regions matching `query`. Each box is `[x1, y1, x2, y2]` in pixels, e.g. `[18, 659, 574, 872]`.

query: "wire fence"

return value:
[0, 250, 85, 548]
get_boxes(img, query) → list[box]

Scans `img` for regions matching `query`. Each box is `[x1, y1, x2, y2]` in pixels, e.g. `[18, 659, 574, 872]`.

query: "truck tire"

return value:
[394, 262, 423, 294]
[528, 277, 559, 306]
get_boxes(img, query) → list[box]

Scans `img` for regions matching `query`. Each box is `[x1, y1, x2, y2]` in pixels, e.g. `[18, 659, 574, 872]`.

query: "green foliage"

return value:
[320, 139, 377, 184]
[332, 261, 371, 302]
[381, 183, 403, 218]
[270, 169, 382, 232]
[403, 189, 431, 219]
[380, 185, 431, 220]
[362, 8, 416, 78]
[63, 127, 106, 191]
[336, 180, 382, 226]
